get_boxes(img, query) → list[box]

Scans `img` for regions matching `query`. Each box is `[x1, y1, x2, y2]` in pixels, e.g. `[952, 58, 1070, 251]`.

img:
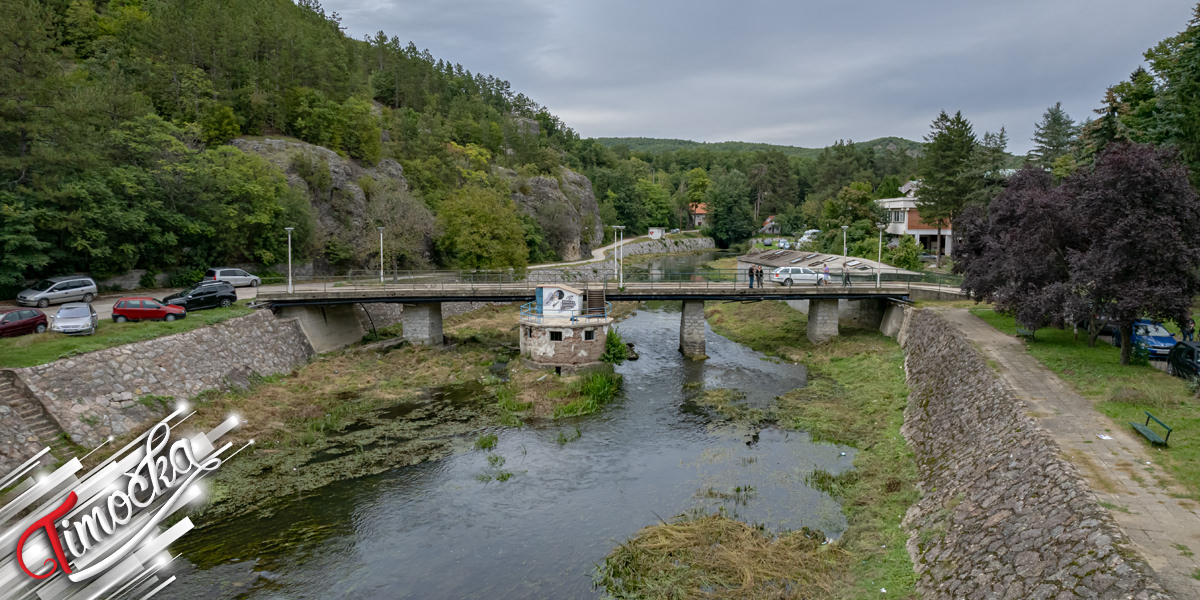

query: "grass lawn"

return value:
[0, 303, 255, 368]
[970, 307, 1200, 498]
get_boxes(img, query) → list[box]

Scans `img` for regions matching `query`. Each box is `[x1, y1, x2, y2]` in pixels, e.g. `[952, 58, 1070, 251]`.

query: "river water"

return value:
[161, 253, 855, 599]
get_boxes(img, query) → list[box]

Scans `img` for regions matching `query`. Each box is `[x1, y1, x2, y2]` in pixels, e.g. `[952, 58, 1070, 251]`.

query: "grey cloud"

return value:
[326, 0, 1195, 154]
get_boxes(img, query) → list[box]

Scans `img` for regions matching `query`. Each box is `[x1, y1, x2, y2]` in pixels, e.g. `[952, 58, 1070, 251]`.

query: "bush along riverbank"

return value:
[595, 299, 919, 599]
[83, 303, 629, 524]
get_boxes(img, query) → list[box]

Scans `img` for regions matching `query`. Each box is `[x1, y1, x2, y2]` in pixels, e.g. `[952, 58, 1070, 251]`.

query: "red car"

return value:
[112, 297, 186, 322]
[0, 308, 48, 337]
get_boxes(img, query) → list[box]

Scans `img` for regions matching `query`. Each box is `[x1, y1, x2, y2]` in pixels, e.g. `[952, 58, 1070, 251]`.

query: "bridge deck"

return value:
[258, 280, 912, 306]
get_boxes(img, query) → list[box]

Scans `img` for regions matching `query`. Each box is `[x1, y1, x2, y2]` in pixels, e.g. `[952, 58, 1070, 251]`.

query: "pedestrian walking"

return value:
[748, 264, 755, 289]
[841, 262, 851, 287]
[756, 265, 764, 288]
[823, 264, 830, 285]
[1185, 317, 1195, 341]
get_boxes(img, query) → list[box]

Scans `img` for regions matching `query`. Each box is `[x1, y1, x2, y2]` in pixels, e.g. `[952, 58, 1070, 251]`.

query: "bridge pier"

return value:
[402, 302, 443, 346]
[806, 298, 839, 344]
[679, 300, 706, 358]
[276, 304, 364, 353]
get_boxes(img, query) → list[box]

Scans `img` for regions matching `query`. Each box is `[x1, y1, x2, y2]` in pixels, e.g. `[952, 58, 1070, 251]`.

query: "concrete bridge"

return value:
[256, 270, 922, 355]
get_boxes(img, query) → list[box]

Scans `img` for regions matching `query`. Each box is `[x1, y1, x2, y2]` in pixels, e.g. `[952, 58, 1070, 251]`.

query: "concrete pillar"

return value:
[807, 298, 840, 344]
[879, 302, 907, 339]
[276, 304, 364, 353]
[402, 302, 443, 345]
[679, 300, 707, 358]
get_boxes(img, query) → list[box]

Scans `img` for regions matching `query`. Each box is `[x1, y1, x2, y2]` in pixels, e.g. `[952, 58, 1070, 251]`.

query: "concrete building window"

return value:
[550, 331, 563, 341]
[525, 326, 531, 338]
[584, 329, 595, 341]
[891, 210, 904, 223]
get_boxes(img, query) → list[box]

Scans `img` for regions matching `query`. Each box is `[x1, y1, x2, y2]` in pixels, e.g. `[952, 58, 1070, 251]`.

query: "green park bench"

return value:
[1130, 411, 1172, 446]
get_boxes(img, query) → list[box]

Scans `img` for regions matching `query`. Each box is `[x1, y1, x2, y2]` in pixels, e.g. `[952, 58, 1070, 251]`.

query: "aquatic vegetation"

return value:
[555, 426, 582, 445]
[553, 371, 623, 418]
[474, 433, 498, 450]
[595, 513, 843, 599]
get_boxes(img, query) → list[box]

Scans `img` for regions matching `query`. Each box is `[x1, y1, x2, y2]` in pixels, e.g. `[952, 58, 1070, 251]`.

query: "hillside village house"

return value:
[689, 203, 708, 228]
[760, 215, 781, 234]
[876, 180, 953, 255]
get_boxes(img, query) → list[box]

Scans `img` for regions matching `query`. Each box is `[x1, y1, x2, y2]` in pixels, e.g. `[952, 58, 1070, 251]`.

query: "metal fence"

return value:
[261, 267, 964, 295]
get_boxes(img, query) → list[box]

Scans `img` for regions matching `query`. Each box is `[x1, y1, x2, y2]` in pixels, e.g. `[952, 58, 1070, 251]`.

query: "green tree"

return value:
[200, 104, 240, 147]
[704, 170, 754, 247]
[917, 110, 977, 264]
[436, 185, 528, 269]
[1027, 102, 1078, 169]
[887, 234, 923, 271]
[637, 178, 671, 227]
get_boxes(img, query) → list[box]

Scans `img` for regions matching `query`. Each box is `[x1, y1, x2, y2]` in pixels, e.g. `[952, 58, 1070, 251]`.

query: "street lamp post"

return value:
[612, 225, 626, 288]
[876, 223, 886, 288]
[284, 227, 294, 294]
[377, 226, 385, 283]
[841, 225, 849, 259]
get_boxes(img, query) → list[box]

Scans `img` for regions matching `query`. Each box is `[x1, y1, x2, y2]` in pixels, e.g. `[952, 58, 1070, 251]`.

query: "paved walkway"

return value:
[938, 309, 1200, 599]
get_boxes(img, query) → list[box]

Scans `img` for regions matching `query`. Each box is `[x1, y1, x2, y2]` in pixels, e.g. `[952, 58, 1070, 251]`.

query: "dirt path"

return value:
[938, 308, 1200, 598]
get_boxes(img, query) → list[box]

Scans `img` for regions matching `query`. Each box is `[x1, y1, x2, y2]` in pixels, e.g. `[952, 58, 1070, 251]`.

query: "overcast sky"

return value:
[325, 0, 1195, 155]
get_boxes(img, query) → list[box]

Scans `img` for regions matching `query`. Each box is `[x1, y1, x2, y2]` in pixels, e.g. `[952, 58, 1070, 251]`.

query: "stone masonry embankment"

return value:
[526, 236, 716, 284]
[6, 310, 314, 451]
[900, 309, 1169, 599]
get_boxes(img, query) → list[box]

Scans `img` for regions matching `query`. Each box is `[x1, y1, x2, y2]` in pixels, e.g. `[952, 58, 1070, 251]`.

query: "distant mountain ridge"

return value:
[592, 136, 924, 159]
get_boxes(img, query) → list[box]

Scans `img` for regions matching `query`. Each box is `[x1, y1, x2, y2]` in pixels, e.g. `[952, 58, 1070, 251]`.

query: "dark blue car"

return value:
[1113, 319, 1176, 359]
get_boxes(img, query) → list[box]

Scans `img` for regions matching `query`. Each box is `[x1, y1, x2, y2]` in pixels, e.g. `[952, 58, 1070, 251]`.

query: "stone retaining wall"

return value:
[901, 309, 1169, 599]
[9, 310, 314, 447]
[526, 237, 717, 285]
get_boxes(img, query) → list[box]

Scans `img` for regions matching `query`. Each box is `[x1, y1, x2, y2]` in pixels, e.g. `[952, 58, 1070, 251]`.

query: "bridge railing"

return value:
[267, 267, 963, 294]
[519, 301, 613, 324]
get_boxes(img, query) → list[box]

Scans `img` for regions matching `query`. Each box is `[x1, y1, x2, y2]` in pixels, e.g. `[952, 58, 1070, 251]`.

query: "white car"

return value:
[50, 302, 99, 335]
[770, 266, 830, 286]
[204, 267, 261, 288]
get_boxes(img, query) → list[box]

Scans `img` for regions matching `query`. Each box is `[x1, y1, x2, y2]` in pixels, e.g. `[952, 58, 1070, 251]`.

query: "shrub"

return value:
[602, 327, 628, 364]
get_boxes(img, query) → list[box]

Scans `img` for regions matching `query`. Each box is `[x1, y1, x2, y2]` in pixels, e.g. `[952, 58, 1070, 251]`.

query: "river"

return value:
[160, 253, 855, 599]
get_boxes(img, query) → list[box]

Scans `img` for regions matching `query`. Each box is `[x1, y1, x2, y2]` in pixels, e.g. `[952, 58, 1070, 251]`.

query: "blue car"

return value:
[1112, 319, 1176, 359]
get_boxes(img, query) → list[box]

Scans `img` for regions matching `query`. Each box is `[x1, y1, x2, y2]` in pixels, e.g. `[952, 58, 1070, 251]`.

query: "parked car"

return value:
[770, 266, 830, 286]
[1112, 319, 1176, 359]
[112, 297, 186, 322]
[162, 281, 237, 311]
[50, 302, 98, 336]
[762, 238, 773, 246]
[670, 228, 680, 234]
[1167, 341, 1200, 379]
[778, 240, 791, 250]
[16, 276, 98, 308]
[0, 309, 48, 337]
[204, 267, 261, 288]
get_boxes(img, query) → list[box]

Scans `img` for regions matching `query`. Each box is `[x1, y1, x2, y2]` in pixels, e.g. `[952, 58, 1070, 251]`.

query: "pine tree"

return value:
[1028, 102, 1079, 169]
[916, 110, 976, 264]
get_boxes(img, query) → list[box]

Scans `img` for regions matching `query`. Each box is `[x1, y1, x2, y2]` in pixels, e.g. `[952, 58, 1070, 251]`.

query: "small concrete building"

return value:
[519, 285, 612, 369]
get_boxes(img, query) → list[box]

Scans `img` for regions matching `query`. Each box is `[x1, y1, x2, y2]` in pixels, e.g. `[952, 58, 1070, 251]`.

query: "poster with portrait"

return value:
[537, 285, 582, 317]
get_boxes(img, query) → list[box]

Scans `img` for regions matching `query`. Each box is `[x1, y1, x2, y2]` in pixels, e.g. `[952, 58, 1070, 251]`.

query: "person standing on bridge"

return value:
[748, 264, 756, 289]
[756, 266, 764, 288]
[841, 262, 851, 287]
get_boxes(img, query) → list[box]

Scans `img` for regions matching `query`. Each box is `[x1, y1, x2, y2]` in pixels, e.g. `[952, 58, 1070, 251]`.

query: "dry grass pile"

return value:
[596, 514, 844, 600]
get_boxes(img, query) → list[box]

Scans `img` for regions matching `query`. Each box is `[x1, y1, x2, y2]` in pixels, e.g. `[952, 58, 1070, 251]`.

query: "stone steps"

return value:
[0, 374, 71, 460]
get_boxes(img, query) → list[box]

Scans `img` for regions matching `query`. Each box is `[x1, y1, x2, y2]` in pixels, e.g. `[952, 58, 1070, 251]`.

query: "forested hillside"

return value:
[593, 136, 925, 160]
[0, 0, 594, 293]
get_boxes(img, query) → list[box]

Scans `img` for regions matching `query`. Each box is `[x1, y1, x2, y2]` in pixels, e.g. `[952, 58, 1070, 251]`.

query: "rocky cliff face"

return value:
[510, 168, 603, 261]
[232, 137, 435, 274]
[234, 137, 603, 270]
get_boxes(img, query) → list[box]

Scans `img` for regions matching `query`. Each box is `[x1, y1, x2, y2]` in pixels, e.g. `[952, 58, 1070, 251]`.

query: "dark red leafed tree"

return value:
[956, 168, 1082, 334]
[1066, 142, 1200, 364]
